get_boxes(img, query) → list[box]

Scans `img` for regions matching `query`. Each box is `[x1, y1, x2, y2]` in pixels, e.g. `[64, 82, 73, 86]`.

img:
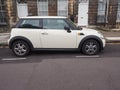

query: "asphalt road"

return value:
[0, 44, 120, 90]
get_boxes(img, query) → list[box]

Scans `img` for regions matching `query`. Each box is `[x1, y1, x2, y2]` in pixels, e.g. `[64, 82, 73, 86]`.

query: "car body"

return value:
[8, 16, 106, 56]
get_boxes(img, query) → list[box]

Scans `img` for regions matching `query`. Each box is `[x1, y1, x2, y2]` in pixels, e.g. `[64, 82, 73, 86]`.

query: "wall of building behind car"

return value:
[0, 0, 120, 31]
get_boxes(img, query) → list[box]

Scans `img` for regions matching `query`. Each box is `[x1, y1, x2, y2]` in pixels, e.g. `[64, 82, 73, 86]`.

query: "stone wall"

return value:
[68, 0, 78, 22]
[88, 0, 98, 25]
[107, 0, 118, 28]
[68, 0, 74, 15]
[48, 0, 57, 16]
[6, 0, 17, 27]
[27, 0, 37, 16]
[89, 0, 119, 28]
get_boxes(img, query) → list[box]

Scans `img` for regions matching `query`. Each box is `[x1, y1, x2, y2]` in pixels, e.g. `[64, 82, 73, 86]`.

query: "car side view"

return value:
[8, 16, 106, 57]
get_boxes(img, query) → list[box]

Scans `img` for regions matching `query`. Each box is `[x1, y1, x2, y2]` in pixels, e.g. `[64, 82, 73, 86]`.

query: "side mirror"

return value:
[64, 26, 71, 33]
[78, 26, 82, 30]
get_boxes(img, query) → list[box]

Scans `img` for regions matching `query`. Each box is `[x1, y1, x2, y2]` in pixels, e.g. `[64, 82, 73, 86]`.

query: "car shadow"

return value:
[0, 50, 82, 64]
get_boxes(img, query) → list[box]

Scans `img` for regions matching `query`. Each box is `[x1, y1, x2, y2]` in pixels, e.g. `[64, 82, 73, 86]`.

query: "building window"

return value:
[79, 0, 89, 3]
[0, 0, 7, 25]
[17, 0, 27, 3]
[97, 0, 109, 23]
[37, 0, 48, 16]
[116, 0, 120, 22]
[57, 0, 68, 16]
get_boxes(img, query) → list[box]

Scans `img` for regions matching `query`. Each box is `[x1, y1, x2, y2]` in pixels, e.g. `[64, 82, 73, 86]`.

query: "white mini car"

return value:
[8, 16, 106, 56]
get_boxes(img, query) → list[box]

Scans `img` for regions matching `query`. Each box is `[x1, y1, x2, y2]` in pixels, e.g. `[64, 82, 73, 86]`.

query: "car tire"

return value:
[12, 40, 30, 57]
[82, 39, 100, 55]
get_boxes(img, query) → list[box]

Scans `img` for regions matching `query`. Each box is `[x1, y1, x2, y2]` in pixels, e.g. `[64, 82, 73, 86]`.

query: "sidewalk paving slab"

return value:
[106, 37, 120, 41]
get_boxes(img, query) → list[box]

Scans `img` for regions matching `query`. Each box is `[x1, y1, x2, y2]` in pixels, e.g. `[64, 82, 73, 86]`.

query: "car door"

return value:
[15, 19, 43, 48]
[41, 18, 77, 48]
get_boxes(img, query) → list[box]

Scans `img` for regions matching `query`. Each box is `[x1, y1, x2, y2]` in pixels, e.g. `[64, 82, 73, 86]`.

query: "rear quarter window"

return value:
[17, 19, 43, 29]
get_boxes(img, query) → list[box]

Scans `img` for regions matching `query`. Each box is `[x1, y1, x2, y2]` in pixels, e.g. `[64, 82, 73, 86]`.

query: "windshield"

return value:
[65, 18, 78, 30]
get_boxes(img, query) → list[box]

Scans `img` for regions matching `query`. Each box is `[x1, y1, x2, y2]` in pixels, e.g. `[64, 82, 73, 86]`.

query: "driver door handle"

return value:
[41, 32, 48, 35]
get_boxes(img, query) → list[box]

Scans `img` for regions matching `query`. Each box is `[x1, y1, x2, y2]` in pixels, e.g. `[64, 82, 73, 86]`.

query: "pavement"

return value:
[0, 30, 120, 46]
[0, 33, 9, 46]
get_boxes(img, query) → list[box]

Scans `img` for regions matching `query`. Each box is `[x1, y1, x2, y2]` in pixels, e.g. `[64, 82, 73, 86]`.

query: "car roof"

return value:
[20, 16, 67, 19]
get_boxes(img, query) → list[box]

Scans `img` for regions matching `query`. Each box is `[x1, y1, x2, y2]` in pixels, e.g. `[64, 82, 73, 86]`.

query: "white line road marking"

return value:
[2, 58, 27, 61]
[76, 55, 100, 58]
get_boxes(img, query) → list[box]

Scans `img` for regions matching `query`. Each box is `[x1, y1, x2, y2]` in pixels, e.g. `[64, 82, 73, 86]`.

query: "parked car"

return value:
[8, 16, 106, 57]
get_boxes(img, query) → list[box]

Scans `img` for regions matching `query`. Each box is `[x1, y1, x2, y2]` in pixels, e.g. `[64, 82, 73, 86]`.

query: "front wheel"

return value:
[82, 39, 100, 55]
[12, 40, 30, 57]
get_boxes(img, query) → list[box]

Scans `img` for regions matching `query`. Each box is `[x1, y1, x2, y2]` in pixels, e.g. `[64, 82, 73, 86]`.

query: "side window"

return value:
[43, 19, 70, 30]
[18, 19, 42, 29]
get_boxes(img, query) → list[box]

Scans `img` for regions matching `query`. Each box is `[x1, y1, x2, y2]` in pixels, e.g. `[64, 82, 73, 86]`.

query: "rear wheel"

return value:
[12, 40, 30, 57]
[82, 39, 100, 55]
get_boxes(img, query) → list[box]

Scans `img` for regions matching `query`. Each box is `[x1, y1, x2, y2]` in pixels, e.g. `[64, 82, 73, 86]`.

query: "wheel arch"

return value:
[79, 35, 103, 51]
[9, 36, 34, 50]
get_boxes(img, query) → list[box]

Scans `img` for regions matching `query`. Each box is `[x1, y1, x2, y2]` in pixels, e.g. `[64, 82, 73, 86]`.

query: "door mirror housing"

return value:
[78, 26, 83, 30]
[64, 26, 71, 33]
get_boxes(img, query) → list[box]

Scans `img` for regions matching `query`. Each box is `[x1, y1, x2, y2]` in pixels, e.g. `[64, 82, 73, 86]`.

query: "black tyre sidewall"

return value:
[82, 39, 100, 55]
[12, 40, 30, 57]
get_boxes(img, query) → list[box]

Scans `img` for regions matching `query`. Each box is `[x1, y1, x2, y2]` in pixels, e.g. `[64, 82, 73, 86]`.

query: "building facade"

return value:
[88, 0, 120, 28]
[1, 0, 120, 30]
[0, 0, 7, 25]
[0, 0, 78, 29]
